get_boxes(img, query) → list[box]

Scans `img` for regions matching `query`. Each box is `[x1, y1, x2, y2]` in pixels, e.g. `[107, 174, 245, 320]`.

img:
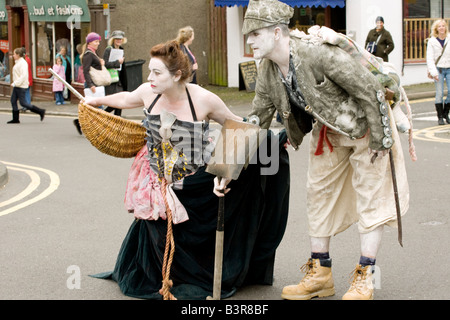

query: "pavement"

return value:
[0, 81, 443, 185]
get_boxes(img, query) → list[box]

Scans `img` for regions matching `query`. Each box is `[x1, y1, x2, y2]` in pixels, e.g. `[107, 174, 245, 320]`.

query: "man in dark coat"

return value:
[365, 16, 395, 62]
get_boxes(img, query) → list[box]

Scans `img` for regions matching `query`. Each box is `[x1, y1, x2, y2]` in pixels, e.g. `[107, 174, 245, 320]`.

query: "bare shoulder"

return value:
[186, 84, 224, 107]
[135, 82, 158, 106]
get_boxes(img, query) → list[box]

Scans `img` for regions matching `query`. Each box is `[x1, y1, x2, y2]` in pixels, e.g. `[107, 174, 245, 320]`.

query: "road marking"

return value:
[0, 162, 60, 217]
[413, 125, 450, 143]
[0, 167, 40, 207]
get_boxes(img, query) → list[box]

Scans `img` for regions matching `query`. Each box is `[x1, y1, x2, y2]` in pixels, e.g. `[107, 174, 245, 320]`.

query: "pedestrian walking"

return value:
[7, 47, 45, 124]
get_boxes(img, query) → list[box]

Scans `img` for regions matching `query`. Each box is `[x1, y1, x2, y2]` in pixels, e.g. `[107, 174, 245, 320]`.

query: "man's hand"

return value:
[213, 177, 231, 197]
[368, 148, 389, 163]
[385, 88, 395, 101]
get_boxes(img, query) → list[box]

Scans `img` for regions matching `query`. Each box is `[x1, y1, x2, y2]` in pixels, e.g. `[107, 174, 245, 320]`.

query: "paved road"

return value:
[0, 98, 449, 301]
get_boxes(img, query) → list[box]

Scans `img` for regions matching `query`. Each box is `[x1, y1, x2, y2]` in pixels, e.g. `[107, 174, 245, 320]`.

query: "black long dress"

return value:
[91, 90, 290, 300]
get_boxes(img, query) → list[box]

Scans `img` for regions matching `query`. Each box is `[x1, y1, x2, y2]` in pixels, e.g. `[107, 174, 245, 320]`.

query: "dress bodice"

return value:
[142, 89, 214, 182]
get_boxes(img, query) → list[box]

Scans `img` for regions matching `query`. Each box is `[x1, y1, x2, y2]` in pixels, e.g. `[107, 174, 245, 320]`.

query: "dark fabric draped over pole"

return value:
[214, 0, 345, 8]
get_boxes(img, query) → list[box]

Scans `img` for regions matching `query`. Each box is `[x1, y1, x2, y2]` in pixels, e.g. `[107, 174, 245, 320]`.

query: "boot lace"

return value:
[300, 259, 316, 281]
[348, 265, 369, 292]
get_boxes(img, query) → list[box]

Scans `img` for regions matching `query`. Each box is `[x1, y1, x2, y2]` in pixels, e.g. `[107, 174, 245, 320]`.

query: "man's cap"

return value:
[242, 0, 294, 35]
[376, 16, 384, 23]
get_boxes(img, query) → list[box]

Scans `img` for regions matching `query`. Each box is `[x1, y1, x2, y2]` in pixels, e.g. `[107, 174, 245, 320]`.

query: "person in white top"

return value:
[7, 47, 46, 124]
[427, 19, 450, 125]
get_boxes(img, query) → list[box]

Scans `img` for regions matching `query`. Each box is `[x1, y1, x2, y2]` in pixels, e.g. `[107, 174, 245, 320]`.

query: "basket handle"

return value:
[49, 68, 85, 102]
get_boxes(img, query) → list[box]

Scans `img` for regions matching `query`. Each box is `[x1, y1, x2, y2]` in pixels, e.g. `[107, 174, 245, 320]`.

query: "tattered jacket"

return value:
[248, 35, 391, 151]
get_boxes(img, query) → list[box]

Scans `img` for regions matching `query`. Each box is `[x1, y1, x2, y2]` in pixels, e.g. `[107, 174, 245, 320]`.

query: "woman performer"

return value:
[85, 40, 290, 300]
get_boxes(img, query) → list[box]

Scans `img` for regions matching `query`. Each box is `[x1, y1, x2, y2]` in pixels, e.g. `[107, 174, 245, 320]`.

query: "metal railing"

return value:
[404, 18, 450, 63]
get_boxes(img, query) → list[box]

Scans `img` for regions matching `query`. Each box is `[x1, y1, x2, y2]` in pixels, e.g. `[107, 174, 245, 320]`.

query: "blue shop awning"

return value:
[0, 0, 8, 22]
[26, 0, 90, 22]
[215, 0, 345, 8]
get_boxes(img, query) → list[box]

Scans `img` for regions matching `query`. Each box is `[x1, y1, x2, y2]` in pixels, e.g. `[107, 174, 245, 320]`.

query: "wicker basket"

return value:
[78, 102, 146, 158]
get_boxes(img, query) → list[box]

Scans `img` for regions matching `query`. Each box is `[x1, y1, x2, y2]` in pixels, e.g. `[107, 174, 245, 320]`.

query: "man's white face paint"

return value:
[246, 27, 276, 60]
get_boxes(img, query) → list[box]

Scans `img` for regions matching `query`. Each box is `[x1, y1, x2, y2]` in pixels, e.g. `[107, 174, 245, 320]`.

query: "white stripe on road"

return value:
[0, 167, 40, 208]
[0, 162, 60, 217]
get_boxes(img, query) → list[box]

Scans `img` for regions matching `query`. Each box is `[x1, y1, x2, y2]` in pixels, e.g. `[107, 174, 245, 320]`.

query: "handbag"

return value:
[366, 34, 382, 54]
[108, 68, 119, 83]
[428, 40, 448, 79]
[89, 66, 112, 86]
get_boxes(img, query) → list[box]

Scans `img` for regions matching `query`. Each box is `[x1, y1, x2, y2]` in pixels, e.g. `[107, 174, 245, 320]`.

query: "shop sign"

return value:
[26, 0, 90, 22]
[36, 65, 51, 78]
[0, 40, 8, 53]
[30, 5, 84, 18]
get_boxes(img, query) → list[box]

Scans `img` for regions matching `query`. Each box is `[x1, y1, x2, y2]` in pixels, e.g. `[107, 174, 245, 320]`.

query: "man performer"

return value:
[242, 0, 409, 300]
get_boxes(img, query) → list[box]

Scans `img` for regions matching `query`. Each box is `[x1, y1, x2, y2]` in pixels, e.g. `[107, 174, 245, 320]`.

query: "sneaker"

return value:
[342, 264, 374, 300]
[281, 258, 335, 300]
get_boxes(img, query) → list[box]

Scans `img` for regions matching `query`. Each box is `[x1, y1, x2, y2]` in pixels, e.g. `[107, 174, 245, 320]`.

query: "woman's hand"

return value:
[90, 86, 96, 93]
[213, 177, 231, 197]
[84, 97, 98, 106]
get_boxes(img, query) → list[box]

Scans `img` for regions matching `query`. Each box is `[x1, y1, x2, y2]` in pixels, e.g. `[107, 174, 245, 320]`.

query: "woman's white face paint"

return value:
[147, 58, 176, 94]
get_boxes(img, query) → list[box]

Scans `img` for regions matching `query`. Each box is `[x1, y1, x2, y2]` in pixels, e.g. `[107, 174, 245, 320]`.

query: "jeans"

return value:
[55, 91, 64, 104]
[25, 87, 31, 104]
[11, 87, 34, 112]
[435, 67, 450, 104]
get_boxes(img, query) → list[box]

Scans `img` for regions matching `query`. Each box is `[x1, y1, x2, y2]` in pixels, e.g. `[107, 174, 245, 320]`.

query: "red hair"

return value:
[150, 40, 192, 83]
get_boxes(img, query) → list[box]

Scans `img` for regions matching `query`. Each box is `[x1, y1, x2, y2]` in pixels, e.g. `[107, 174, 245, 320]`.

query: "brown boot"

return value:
[342, 264, 374, 300]
[281, 258, 335, 300]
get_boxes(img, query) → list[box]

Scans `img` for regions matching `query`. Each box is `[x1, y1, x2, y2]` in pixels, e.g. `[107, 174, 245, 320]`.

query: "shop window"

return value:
[0, 22, 9, 82]
[33, 20, 89, 82]
[35, 21, 53, 79]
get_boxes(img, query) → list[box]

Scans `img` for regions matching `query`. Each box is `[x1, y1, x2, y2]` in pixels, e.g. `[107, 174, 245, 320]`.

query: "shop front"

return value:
[0, 0, 92, 101]
[0, 0, 9, 97]
[213, 0, 346, 87]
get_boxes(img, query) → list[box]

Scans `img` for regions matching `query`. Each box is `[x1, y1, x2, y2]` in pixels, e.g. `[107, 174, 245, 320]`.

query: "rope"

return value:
[160, 177, 176, 300]
[399, 86, 418, 162]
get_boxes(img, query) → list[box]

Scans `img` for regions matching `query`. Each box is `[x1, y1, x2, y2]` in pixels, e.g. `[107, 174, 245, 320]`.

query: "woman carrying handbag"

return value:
[73, 32, 107, 135]
[427, 19, 450, 125]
